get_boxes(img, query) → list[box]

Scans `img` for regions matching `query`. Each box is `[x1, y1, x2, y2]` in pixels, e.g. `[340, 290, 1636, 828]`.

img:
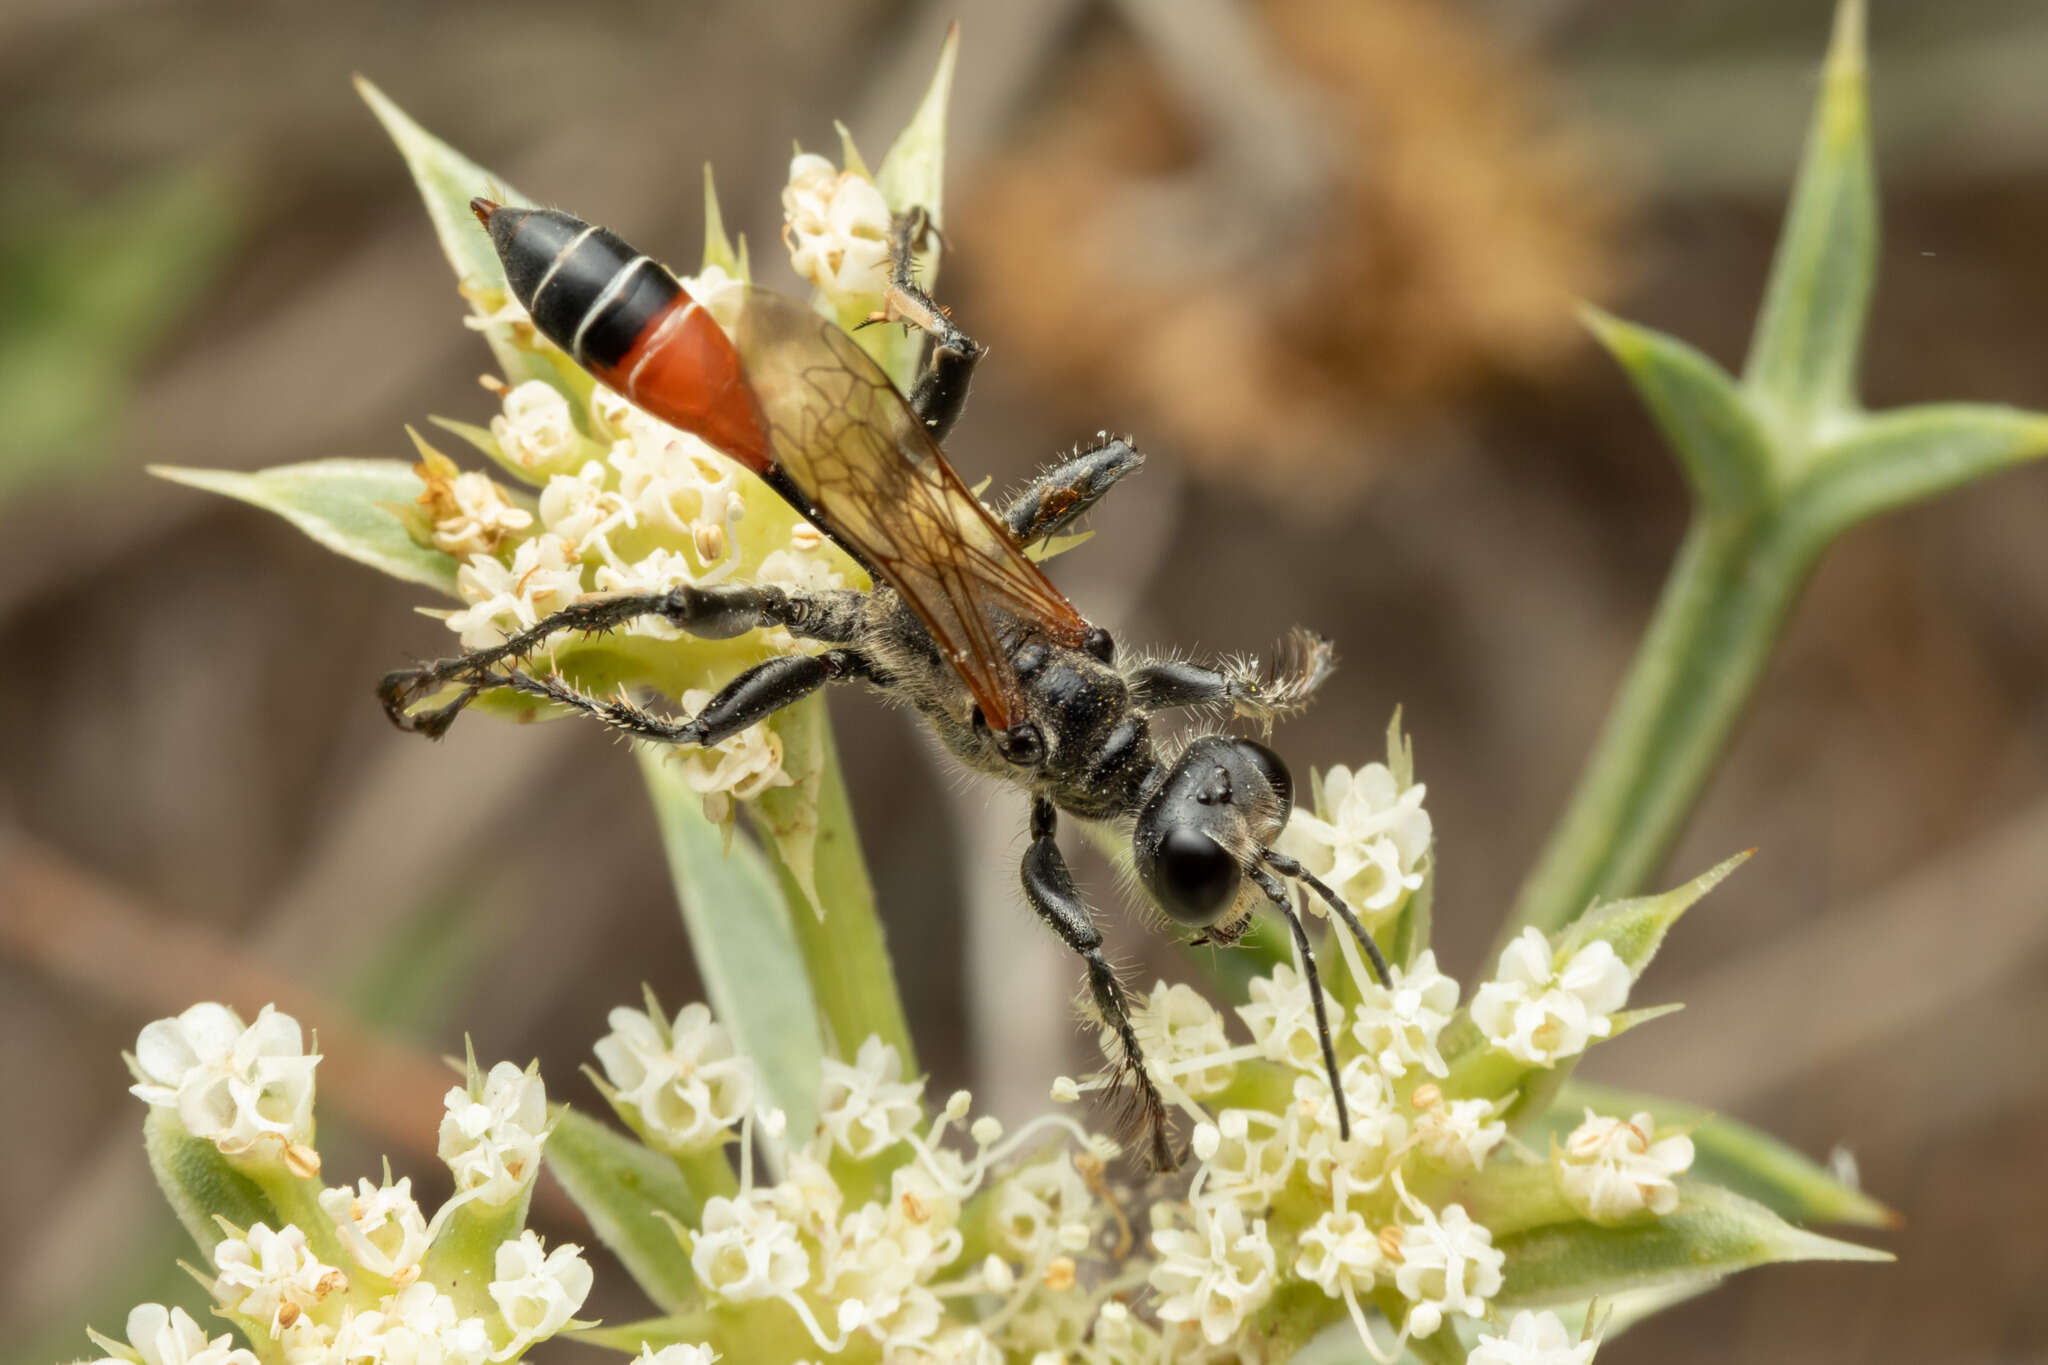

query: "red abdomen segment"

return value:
[591, 296, 772, 474]
[473, 199, 772, 473]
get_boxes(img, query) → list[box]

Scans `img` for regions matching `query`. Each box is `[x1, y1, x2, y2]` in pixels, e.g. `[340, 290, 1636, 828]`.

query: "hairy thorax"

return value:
[858, 589, 1157, 820]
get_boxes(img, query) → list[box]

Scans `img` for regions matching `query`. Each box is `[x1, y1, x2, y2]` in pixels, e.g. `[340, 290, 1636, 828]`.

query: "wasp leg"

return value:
[1125, 628, 1336, 725]
[477, 648, 873, 746]
[998, 436, 1146, 546]
[1248, 862, 1353, 1142]
[378, 584, 865, 736]
[1021, 797, 1176, 1171]
[877, 208, 986, 442]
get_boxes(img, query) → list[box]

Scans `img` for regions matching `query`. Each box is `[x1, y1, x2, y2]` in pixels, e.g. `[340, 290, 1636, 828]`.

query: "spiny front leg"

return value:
[1021, 797, 1176, 1171]
[877, 207, 985, 442]
[999, 436, 1145, 546]
[483, 648, 871, 747]
[378, 583, 864, 736]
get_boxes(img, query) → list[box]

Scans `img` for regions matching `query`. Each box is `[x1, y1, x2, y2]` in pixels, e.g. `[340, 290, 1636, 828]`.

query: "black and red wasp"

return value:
[379, 196, 1392, 1168]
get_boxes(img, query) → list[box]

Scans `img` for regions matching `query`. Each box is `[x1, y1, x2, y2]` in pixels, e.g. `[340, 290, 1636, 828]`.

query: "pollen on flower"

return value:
[446, 532, 588, 649]
[781, 151, 893, 300]
[1470, 929, 1632, 1066]
[317, 1174, 431, 1284]
[1556, 1108, 1694, 1221]
[416, 444, 534, 558]
[211, 1222, 347, 1339]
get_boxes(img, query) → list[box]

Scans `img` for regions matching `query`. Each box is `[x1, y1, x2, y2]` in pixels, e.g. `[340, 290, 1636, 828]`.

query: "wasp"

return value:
[379, 196, 1392, 1169]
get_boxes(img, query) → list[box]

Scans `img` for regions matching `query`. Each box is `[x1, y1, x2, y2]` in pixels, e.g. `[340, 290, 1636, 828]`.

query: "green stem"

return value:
[1503, 511, 1816, 944]
[764, 724, 917, 1069]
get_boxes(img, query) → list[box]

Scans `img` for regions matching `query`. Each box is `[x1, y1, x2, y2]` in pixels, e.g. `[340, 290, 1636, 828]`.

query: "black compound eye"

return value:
[996, 721, 1046, 767]
[1152, 827, 1241, 926]
[1239, 739, 1294, 819]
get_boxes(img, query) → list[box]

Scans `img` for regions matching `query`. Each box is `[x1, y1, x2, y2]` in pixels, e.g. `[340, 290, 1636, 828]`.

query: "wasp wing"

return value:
[722, 286, 1088, 732]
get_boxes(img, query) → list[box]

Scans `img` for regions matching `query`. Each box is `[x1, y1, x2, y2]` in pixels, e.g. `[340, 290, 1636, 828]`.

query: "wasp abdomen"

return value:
[472, 199, 770, 470]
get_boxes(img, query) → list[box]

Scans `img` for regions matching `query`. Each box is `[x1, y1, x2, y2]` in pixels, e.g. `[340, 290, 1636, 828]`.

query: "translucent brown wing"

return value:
[721, 286, 1088, 732]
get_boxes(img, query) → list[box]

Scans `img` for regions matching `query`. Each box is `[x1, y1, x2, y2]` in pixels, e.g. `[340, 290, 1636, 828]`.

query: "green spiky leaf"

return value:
[1582, 307, 1774, 516]
[153, 460, 457, 595]
[545, 1108, 703, 1312]
[637, 744, 825, 1144]
[141, 1111, 278, 1261]
[1495, 1180, 1889, 1307]
[1742, 0, 1876, 449]
[1795, 402, 2048, 541]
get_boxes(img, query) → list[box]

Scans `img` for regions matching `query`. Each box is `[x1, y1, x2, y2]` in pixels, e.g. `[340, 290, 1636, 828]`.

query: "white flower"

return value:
[89, 1304, 260, 1365]
[817, 1036, 925, 1159]
[593, 1000, 754, 1154]
[692, 1189, 811, 1300]
[1350, 949, 1459, 1079]
[636, 1346, 719, 1365]
[1556, 1109, 1694, 1221]
[1470, 930, 1632, 1066]
[1293, 1207, 1389, 1299]
[1122, 982, 1235, 1099]
[781, 152, 893, 299]
[317, 1175, 430, 1284]
[537, 460, 637, 566]
[820, 1203, 942, 1340]
[490, 380, 588, 475]
[1235, 964, 1344, 1072]
[1276, 761, 1431, 922]
[1392, 1203, 1503, 1337]
[212, 1223, 346, 1338]
[128, 1003, 320, 1166]
[986, 1155, 1094, 1262]
[1081, 1302, 1164, 1365]
[1469, 1310, 1599, 1365]
[1189, 1110, 1294, 1209]
[670, 685, 794, 820]
[1148, 1200, 1276, 1347]
[437, 1061, 549, 1206]
[447, 534, 588, 649]
[1291, 1062, 1409, 1193]
[302, 1283, 490, 1365]
[1411, 1090, 1507, 1171]
[488, 1231, 593, 1356]
[426, 470, 533, 559]
[913, 1326, 1003, 1365]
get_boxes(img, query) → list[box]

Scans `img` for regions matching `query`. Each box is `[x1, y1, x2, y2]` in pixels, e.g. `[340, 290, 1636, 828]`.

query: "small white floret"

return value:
[1470, 929, 1631, 1066]
[437, 1060, 549, 1206]
[488, 1230, 593, 1356]
[1556, 1109, 1694, 1221]
[1468, 1309, 1600, 1365]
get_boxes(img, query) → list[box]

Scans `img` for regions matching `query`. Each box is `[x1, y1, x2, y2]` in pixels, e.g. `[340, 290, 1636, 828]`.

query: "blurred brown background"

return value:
[5, 0, 2048, 1360]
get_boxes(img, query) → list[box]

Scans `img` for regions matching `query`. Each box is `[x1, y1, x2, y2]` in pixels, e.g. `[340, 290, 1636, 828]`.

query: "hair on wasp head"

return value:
[378, 195, 1392, 1168]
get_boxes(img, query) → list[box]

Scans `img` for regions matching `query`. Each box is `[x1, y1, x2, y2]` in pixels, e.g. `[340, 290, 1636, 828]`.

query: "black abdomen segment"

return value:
[482, 205, 682, 368]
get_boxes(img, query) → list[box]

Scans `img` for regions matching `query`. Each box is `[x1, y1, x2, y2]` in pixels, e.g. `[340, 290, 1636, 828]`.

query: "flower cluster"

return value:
[585, 991, 1140, 1365]
[102, 1004, 589, 1365]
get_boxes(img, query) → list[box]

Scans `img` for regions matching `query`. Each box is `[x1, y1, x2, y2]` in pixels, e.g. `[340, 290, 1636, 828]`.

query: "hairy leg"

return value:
[1021, 797, 1176, 1171]
[1125, 628, 1336, 726]
[998, 436, 1146, 546]
[379, 583, 865, 735]
[877, 208, 985, 441]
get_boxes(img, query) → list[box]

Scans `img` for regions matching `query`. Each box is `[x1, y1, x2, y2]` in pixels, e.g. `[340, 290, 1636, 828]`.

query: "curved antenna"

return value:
[1249, 864, 1351, 1141]
[1262, 848, 1394, 988]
